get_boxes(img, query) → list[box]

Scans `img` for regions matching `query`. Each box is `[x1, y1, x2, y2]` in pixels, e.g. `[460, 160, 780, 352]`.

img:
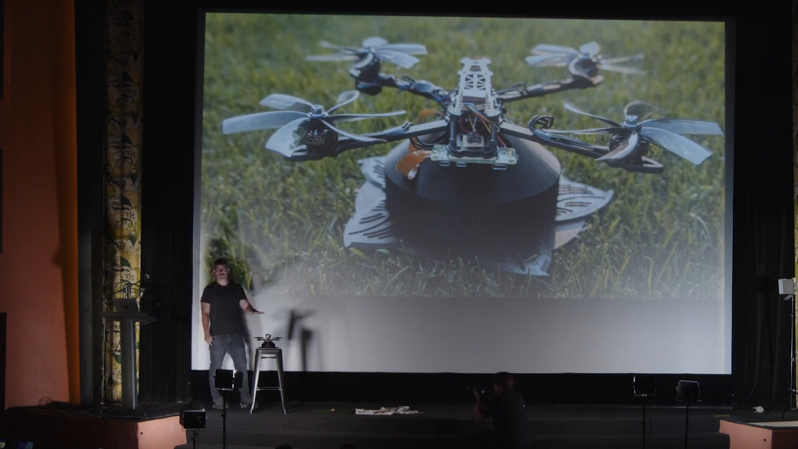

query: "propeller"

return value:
[545, 100, 723, 165]
[526, 41, 646, 79]
[306, 36, 428, 69]
[222, 90, 406, 156]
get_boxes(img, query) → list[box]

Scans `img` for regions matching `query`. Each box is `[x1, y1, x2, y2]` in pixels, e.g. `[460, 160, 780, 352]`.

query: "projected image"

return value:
[200, 13, 726, 299]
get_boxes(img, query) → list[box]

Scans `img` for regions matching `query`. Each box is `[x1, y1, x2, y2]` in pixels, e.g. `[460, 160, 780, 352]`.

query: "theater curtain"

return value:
[793, 0, 798, 408]
[103, 0, 144, 403]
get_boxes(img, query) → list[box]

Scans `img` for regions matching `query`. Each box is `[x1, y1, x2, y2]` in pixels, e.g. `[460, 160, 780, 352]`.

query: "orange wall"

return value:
[0, 0, 79, 408]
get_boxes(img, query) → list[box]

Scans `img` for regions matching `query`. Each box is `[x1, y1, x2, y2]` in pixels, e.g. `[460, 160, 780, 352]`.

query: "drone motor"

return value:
[298, 126, 339, 149]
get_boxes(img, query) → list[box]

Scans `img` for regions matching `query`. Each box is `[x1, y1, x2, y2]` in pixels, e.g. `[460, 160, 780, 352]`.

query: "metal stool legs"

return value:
[250, 353, 261, 414]
[276, 352, 286, 414]
[250, 348, 287, 414]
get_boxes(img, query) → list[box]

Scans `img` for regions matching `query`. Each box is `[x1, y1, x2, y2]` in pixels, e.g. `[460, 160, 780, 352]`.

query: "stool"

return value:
[250, 347, 287, 414]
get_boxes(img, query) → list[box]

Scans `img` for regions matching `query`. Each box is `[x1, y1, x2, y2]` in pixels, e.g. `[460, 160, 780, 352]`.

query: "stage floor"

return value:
[173, 400, 798, 449]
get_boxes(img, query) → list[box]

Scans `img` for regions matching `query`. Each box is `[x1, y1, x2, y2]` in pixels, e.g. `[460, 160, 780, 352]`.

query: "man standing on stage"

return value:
[201, 258, 264, 409]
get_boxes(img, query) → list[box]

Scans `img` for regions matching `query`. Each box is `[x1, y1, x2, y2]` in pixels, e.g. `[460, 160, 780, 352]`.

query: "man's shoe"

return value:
[212, 401, 226, 409]
[240, 401, 258, 409]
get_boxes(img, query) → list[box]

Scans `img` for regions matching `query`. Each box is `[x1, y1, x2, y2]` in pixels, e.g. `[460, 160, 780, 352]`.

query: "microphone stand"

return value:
[783, 293, 798, 419]
[222, 390, 227, 449]
[641, 394, 647, 449]
[684, 402, 691, 449]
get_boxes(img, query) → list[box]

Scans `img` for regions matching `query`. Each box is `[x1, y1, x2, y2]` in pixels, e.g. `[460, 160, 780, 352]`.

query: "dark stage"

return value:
[6, 393, 798, 448]
[172, 400, 789, 449]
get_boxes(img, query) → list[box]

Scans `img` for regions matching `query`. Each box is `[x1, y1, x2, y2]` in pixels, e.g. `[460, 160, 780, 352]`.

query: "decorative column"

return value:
[793, 0, 798, 409]
[103, 0, 144, 404]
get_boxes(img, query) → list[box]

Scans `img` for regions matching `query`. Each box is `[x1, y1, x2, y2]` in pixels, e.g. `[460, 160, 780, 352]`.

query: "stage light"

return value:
[180, 403, 206, 430]
[213, 369, 242, 449]
[634, 375, 656, 449]
[180, 402, 205, 449]
[778, 278, 796, 295]
[676, 380, 700, 449]
[676, 380, 700, 403]
[633, 375, 656, 397]
[214, 369, 242, 391]
[777, 278, 798, 416]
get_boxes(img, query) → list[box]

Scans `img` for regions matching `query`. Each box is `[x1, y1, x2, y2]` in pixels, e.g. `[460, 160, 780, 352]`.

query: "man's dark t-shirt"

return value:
[201, 281, 248, 336]
[483, 389, 532, 448]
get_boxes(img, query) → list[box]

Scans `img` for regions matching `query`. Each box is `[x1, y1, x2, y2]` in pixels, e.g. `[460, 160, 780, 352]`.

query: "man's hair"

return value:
[493, 372, 515, 390]
[213, 258, 228, 268]
[339, 444, 356, 449]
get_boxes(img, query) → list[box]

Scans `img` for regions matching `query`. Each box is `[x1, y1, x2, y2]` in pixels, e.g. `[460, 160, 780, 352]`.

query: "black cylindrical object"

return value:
[383, 136, 561, 257]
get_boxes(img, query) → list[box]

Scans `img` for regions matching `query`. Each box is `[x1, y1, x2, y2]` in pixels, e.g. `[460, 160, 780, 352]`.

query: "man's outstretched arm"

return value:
[239, 299, 264, 315]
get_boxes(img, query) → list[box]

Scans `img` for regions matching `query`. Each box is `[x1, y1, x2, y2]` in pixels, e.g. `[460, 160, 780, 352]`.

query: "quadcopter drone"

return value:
[256, 334, 283, 348]
[221, 37, 724, 275]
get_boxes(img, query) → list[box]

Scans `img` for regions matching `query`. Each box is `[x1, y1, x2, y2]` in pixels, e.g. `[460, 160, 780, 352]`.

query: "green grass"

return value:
[200, 13, 726, 300]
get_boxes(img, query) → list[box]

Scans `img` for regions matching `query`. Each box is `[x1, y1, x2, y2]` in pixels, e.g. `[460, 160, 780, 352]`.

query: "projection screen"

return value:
[192, 11, 731, 374]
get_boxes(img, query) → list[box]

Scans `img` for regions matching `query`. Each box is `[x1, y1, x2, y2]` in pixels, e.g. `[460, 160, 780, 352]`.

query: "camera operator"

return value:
[472, 372, 532, 449]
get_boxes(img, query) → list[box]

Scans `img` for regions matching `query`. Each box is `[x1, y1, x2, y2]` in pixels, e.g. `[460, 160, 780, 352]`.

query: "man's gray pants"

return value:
[208, 333, 251, 405]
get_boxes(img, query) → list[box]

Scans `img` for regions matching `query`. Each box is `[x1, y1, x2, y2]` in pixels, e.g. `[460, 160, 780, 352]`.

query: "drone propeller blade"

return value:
[320, 120, 386, 143]
[624, 101, 659, 121]
[266, 118, 309, 157]
[525, 54, 573, 67]
[319, 41, 359, 52]
[564, 103, 622, 127]
[260, 94, 314, 113]
[353, 52, 375, 69]
[362, 36, 389, 47]
[597, 131, 640, 162]
[579, 41, 601, 56]
[377, 43, 428, 55]
[326, 110, 407, 122]
[544, 126, 622, 135]
[598, 63, 647, 75]
[305, 53, 360, 62]
[222, 111, 307, 134]
[639, 126, 713, 165]
[601, 53, 645, 64]
[327, 90, 360, 114]
[640, 119, 724, 135]
[375, 49, 420, 69]
[532, 44, 580, 55]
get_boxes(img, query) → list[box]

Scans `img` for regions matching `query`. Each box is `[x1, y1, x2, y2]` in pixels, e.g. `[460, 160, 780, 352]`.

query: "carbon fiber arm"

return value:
[281, 119, 450, 161]
[499, 118, 609, 158]
[350, 66, 450, 104]
[499, 117, 664, 174]
[497, 76, 602, 104]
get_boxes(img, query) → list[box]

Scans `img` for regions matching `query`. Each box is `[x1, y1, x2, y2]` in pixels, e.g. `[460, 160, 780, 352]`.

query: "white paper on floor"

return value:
[355, 406, 423, 415]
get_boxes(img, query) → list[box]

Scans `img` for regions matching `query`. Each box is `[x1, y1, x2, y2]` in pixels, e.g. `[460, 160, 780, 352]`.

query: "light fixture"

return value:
[180, 402, 206, 449]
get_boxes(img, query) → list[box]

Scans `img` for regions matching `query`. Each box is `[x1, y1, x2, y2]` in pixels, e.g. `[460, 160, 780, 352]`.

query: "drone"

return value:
[256, 334, 283, 348]
[221, 37, 724, 276]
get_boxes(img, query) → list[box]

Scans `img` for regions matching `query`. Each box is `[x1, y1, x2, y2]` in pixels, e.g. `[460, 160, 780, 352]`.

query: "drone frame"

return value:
[229, 37, 720, 176]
